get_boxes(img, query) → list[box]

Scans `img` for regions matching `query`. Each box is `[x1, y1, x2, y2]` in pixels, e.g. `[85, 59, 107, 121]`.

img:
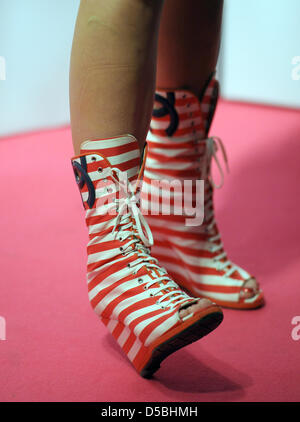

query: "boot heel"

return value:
[100, 316, 151, 375]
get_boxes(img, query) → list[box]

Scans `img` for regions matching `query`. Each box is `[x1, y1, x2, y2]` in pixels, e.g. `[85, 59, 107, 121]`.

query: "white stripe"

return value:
[81, 135, 137, 150]
[147, 147, 191, 158]
[147, 130, 205, 144]
[146, 159, 198, 171]
[108, 149, 140, 166]
[127, 338, 142, 362]
[106, 319, 118, 334]
[117, 326, 131, 347]
[87, 246, 122, 265]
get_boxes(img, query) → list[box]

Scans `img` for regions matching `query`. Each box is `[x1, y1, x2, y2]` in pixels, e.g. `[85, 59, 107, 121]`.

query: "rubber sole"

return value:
[140, 310, 223, 378]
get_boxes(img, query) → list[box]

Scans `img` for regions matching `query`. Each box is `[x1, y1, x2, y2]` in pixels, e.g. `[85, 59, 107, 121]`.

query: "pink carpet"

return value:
[1, 100, 300, 402]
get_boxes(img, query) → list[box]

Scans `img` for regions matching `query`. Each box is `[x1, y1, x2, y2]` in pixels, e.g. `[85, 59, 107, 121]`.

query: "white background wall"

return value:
[0, 0, 300, 137]
[0, 0, 80, 136]
[219, 0, 300, 108]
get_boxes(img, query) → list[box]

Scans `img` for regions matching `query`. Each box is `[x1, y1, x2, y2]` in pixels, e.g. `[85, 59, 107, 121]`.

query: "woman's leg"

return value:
[156, 0, 223, 95]
[70, 0, 164, 154]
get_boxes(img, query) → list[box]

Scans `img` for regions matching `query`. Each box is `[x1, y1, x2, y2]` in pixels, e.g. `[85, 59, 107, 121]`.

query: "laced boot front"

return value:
[71, 134, 223, 377]
[142, 75, 264, 309]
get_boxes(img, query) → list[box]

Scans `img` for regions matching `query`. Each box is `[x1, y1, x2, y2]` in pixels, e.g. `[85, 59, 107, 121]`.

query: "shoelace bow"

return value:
[200, 137, 241, 277]
[106, 167, 193, 311]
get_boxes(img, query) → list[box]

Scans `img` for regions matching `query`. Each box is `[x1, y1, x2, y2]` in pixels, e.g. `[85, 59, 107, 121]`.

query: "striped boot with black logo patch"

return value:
[71, 134, 223, 377]
[142, 75, 264, 310]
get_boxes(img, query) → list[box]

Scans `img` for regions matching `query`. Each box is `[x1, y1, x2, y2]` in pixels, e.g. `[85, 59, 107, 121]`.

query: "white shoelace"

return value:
[206, 136, 229, 189]
[201, 137, 240, 277]
[105, 167, 193, 311]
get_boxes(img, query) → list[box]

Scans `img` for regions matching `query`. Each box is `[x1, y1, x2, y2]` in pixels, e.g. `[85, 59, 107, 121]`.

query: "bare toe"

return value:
[179, 298, 214, 319]
[240, 278, 259, 299]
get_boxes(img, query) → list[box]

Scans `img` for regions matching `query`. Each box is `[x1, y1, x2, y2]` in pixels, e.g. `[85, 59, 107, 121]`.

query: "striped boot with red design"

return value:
[71, 134, 223, 377]
[142, 74, 264, 309]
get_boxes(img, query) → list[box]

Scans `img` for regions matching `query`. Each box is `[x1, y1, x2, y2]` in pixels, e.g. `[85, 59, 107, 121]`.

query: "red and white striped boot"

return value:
[71, 134, 223, 377]
[142, 75, 264, 310]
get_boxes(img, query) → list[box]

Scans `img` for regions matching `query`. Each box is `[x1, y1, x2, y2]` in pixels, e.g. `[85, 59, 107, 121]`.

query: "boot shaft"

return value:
[150, 74, 219, 142]
[144, 76, 220, 205]
[71, 135, 141, 237]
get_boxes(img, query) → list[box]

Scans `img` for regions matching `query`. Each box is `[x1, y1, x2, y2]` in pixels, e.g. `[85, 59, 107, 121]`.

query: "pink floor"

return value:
[1, 100, 300, 402]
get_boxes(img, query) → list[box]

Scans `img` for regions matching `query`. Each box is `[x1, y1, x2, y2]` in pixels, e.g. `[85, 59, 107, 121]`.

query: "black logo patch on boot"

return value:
[72, 156, 96, 209]
[152, 92, 179, 137]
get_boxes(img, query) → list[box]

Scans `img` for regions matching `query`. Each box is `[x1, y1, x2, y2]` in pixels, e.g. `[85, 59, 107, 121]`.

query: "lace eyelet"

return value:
[143, 286, 148, 290]
[98, 167, 103, 173]
[138, 278, 143, 284]
[91, 156, 97, 162]
[150, 293, 154, 297]
[120, 247, 123, 251]
[127, 263, 130, 268]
